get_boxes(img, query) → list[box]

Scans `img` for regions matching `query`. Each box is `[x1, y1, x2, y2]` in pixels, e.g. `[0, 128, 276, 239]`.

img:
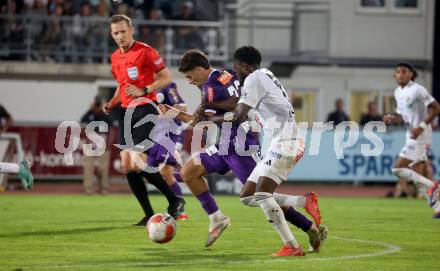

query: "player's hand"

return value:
[193, 111, 207, 123]
[410, 127, 423, 139]
[193, 104, 207, 123]
[126, 84, 144, 97]
[383, 114, 394, 125]
[158, 104, 172, 114]
[103, 102, 112, 115]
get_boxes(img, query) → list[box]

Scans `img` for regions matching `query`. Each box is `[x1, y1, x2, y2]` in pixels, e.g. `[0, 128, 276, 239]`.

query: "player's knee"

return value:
[180, 167, 190, 183]
[160, 170, 174, 185]
[121, 156, 134, 173]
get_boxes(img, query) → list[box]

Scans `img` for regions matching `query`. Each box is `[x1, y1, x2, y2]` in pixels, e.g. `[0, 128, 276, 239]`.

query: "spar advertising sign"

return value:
[286, 129, 440, 182]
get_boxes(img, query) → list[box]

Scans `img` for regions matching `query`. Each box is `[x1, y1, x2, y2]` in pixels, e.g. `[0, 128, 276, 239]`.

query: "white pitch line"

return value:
[14, 236, 401, 270]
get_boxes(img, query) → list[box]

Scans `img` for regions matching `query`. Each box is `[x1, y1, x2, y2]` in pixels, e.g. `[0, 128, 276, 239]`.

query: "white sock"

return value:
[274, 193, 306, 207]
[392, 168, 434, 189]
[240, 196, 259, 207]
[0, 162, 20, 174]
[208, 210, 223, 230]
[432, 202, 440, 213]
[241, 194, 306, 208]
[255, 192, 299, 248]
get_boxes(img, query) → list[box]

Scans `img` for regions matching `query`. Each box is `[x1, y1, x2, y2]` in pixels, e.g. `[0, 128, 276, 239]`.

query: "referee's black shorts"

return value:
[118, 103, 158, 153]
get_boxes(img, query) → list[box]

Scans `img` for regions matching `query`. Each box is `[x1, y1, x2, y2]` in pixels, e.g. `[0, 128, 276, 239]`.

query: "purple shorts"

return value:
[199, 151, 257, 184]
[147, 143, 178, 167]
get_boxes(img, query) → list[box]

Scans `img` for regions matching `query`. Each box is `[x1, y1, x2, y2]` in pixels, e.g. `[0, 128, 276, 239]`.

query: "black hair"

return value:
[178, 49, 210, 72]
[395, 62, 418, 80]
[233, 46, 261, 68]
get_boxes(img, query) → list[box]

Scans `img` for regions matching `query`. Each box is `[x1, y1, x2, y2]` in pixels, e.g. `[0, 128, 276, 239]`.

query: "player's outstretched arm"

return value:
[159, 104, 194, 124]
[206, 103, 252, 125]
[203, 97, 239, 112]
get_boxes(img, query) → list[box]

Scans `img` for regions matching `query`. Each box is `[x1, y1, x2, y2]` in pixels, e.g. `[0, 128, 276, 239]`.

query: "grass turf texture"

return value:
[0, 195, 438, 271]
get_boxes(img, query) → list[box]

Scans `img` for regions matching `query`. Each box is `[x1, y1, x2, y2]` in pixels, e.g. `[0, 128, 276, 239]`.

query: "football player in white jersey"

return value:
[225, 46, 307, 256]
[0, 161, 33, 190]
[384, 62, 440, 218]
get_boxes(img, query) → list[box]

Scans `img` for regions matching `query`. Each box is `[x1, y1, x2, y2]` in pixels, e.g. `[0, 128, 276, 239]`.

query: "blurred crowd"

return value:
[0, 0, 218, 62]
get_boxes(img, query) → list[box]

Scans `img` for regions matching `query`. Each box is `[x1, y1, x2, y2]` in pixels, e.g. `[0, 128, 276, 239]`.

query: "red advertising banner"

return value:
[8, 125, 123, 178]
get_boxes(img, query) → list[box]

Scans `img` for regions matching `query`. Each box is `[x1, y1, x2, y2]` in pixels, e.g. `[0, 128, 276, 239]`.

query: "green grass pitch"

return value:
[0, 194, 438, 271]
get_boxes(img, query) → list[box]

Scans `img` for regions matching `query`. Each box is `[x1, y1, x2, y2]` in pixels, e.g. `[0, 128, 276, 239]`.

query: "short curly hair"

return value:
[233, 46, 261, 67]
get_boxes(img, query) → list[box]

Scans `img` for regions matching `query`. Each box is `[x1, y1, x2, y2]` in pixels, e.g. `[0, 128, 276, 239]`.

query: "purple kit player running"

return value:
[160, 49, 326, 250]
[148, 82, 189, 220]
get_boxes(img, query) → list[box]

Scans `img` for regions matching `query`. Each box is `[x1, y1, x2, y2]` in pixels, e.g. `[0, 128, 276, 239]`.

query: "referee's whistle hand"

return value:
[126, 84, 144, 97]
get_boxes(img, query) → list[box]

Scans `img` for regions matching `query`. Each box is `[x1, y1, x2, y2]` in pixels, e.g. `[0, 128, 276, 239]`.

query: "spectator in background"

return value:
[40, 3, 63, 62]
[326, 98, 349, 126]
[138, 8, 165, 54]
[5, 0, 25, 60]
[80, 96, 112, 195]
[90, 0, 109, 62]
[172, 1, 205, 52]
[0, 104, 12, 134]
[72, 1, 92, 62]
[62, 0, 74, 16]
[359, 101, 382, 126]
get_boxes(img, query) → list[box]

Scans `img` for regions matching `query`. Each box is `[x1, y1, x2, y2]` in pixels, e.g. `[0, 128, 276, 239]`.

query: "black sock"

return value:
[138, 171, 179, 205]
[126, 172, 154, 218]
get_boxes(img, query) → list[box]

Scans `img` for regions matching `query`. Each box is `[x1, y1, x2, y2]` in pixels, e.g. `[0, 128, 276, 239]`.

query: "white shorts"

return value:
[248, 138, 305, 185]
[399, 138, 429, 163]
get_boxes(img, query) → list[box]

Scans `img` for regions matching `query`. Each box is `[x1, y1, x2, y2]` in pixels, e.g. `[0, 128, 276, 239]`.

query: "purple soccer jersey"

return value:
[147, 82, 186, 167]
[199, 69, 260, 184]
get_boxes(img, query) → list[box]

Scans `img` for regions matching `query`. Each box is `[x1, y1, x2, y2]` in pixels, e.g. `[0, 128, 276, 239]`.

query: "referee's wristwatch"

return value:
[143, 87, 150, 94]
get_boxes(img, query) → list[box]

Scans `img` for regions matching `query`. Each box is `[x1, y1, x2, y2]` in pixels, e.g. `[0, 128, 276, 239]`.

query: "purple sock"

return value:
[285, 207, 313, 232]
[170, 182, 183, 197]
[196, 190, 219, 215]
[174, 171, 183, 183]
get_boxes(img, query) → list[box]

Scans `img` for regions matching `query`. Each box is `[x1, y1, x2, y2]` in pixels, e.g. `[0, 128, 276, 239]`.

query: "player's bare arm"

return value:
[103, 86, 121, 114]
[205, 102, 252, 125]
[159, 104, 194, 124]
[410, 100, 440, 139]
[204, 97, 239, 112]
[173, 104, 187, 112]
[194, 97, 240, 123]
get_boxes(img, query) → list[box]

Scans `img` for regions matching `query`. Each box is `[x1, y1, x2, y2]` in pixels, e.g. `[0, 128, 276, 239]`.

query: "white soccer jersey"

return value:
[238, 68, 296, 138]
[394, 81, 435, 144]
[239, 68, 303, 184]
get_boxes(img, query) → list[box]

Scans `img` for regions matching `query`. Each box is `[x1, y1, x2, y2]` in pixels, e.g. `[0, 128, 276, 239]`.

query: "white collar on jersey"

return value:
[207, 69, 218, 80]
[402, 80, 415, 89]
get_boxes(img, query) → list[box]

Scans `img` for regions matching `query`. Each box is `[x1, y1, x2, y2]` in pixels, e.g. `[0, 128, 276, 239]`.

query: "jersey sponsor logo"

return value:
[127, 66, 138, 80]
[217, 71, 233, 85]
[156, 93, 165, 103]
[207, 87, 214, 102]
[154, 57, 163, 66]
